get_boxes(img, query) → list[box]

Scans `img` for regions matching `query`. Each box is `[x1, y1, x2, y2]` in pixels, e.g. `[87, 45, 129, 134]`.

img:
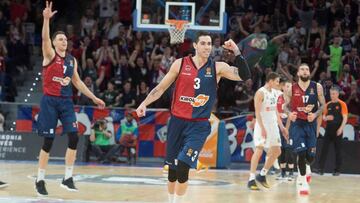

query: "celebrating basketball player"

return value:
[247, 72, 288, 190]
[284, 64, 325, 195]
[136, 32, 251, 203]
[35, 1, 105, 196]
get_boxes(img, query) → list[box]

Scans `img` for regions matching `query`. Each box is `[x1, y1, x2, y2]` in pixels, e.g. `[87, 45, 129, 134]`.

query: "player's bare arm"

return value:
[42, 1, 57, 65]
[220, 39, 251, 81]
[71, 59, 105, 108]
[136, 59, 181, 117]
[277, 109, 288, 140]
[283, 83, 297, 121]
[315, 83, 326, 117]
[254, 90, 266, 138]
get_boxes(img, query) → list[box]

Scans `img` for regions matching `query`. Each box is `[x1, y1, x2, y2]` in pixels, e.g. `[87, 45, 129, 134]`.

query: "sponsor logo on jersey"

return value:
[179, 94, 210, 107]
[297, 104, 315, 113]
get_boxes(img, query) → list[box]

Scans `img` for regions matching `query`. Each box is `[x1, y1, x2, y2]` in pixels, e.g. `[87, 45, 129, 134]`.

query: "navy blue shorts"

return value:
[37, 95, 78, 138]
[289, 119, 317, 153]
[165, 116, 210, 170]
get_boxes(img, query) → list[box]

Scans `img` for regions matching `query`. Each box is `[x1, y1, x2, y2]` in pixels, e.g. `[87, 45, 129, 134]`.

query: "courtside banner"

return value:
[198, 114, 219, 167]
[224, 114, 257, 162]
[0, 132, 86, 161]
[15, 105, 170, 158]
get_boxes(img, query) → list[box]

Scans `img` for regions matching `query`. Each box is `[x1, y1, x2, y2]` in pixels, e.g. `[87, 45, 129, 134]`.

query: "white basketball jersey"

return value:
[258, 87, 278, 123]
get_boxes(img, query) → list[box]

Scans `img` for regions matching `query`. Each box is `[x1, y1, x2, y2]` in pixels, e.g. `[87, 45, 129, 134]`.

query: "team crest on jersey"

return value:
[205, 67, 212, 77]
[309, 88, 315, 95]
[179, 94, 210, 107]
[185, 65, 191, 72]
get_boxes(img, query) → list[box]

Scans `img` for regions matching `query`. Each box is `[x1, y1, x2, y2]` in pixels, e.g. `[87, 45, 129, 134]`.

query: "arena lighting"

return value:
[24, 99, 27, 102]
[35, 77, 39, 81]
[33, 83, 36, 86]
[27, 94, 31, 97]
[10, 128, 13, 131]
[30, 88, 33, 91]
[12, 122, 15, 125]
[38, 72, 41, 75]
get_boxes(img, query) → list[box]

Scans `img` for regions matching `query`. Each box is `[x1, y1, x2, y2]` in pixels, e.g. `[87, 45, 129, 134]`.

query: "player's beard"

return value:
[299, 75, 310, 82]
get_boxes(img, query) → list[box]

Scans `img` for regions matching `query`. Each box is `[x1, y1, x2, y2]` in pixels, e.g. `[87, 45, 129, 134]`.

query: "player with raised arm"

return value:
[136, 32, 251, 203]
[35, 1, 105, 196]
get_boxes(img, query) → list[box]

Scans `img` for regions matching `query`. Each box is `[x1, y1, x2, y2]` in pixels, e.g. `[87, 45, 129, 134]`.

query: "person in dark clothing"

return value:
[318, 86, 348, 176]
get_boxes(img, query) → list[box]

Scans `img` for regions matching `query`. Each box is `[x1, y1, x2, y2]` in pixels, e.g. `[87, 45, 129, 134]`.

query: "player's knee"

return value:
[67, 132, 79, 150]
[168, 169, 177, 182]
[42, 137, 54, 153]
[176, 160, 190, 184]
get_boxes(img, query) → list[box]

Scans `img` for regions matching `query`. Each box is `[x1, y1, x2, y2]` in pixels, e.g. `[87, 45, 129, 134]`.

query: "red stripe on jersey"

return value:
[171, 57, 197, 119]
[42, 54, 64, 96]
[291, 83, 307, 120]
[277, 94, 285, 113]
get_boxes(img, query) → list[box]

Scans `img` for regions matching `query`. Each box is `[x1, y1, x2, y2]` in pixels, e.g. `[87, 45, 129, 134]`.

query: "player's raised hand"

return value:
[223, 39, 241, 55]
[43, 1, 57, 19]
[136, 103, 147, 117]
[92, 97, 105, 109]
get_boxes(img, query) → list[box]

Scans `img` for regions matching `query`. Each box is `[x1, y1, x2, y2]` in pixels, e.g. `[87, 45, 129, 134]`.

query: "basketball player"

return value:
[275, 79, 296, 181]
[136, 32, 251, 203]
[284, 64, 325, 195]
[247, 72, 288, 190]
[35, 1, 105, 196]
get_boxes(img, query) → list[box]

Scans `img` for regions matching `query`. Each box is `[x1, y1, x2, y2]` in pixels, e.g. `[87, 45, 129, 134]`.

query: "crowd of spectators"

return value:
[0, 0, 359, 119]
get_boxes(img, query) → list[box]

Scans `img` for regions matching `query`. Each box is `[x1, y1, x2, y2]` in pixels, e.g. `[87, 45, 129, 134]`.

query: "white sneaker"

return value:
[297, 175, 309, 195]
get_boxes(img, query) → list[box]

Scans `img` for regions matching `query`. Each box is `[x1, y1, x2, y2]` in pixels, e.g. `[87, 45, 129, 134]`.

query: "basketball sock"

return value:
[306, 164, 311, 175]
[65, 165, 74, 180]
[273, 159, 280, 170]
[249, 173, 255, 181]
[260, 168, 268, 176]
[168, 193, 174, 203]
[173, 194, 184, 203]
[37, 168, 45, 182]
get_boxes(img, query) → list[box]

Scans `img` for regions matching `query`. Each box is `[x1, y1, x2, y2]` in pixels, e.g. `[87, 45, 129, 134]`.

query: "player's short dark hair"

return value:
[298, 63, 310, 71]
[266, 72, 280, 82]
[52, 31, 66, 41]
[194, 31, 211, 43]
[279, 77, 289, 84]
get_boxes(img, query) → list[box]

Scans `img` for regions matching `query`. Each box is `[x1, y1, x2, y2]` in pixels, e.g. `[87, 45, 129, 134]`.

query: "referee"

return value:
[318, 86, 348, 176]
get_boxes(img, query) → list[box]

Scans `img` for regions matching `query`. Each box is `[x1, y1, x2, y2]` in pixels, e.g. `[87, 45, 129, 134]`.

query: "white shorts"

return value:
[253, 121, 281, 148]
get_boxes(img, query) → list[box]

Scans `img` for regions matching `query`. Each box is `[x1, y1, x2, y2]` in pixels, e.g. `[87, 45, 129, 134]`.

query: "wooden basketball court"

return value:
[0, 161, 359, 203]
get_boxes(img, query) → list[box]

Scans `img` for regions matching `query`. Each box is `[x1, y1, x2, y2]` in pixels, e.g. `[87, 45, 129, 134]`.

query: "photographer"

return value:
[116, 113, 138, 165]
[90, 119, 122, 164]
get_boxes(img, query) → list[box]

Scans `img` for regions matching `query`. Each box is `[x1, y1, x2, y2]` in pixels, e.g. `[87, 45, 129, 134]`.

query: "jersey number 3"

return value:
[194, 78, 200, 89]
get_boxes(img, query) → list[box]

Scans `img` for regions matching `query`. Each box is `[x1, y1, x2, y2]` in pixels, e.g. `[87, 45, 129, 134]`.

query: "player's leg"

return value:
[36, 96, 58, 196]
[286, 148, 296, 180]
[276, 147, 287, 180]
[165, 116, 185, 203]
[333, 133, 342, 176]
[175, 120, 210, 200]
[256, 125, 282, 188]
[304, 121, 318, 182]
[59, 99, 79, 191]
[248, 123, 264, 190]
